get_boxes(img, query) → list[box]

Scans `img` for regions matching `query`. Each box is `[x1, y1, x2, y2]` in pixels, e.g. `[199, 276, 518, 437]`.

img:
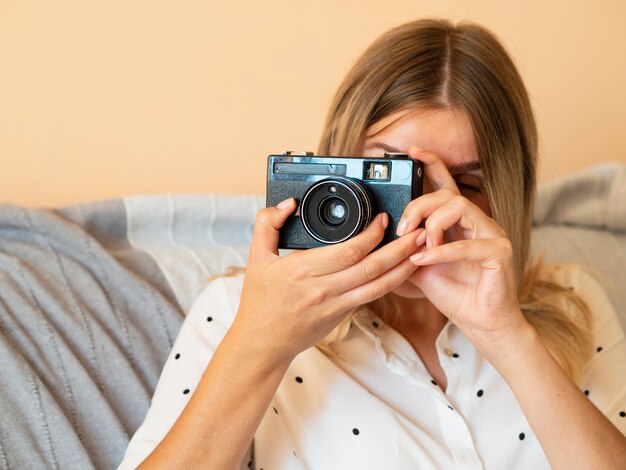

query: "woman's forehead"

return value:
[365, 108, 418, 138]
[362, 108, 479, 170]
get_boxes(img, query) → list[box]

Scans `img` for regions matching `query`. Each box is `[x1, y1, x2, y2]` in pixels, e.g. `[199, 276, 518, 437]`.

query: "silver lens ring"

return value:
[300, 177, 372, 244]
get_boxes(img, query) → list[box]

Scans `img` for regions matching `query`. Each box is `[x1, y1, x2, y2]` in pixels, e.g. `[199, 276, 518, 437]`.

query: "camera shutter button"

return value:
[394, 161, 412, 180]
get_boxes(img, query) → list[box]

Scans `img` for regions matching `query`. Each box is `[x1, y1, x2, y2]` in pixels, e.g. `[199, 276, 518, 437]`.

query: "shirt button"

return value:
[444, 348, 454, 357]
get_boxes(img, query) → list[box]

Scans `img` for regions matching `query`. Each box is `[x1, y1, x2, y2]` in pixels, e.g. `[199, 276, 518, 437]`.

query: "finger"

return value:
[249, 198, 297, 263]
[396, 189, 458, 236]
[410, 237, 513, 268]
[298, 212, 389, 275]
[423, 195, 505, 248]
[337, 258, 419, 312]
[329, 228, 422, 292]
[409, 146, 460, 193]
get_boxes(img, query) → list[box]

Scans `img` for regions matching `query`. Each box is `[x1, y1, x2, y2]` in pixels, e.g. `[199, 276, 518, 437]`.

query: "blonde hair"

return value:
[316, 19, 593, 382]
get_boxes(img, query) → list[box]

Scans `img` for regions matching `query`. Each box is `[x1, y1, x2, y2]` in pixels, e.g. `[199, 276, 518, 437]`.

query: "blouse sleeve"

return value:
[117, 275, 246, 469]
[567, 267, 626, 435]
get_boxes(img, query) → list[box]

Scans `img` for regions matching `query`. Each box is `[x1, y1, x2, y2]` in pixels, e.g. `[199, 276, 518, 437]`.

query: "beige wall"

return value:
[1, 0, 625, 207]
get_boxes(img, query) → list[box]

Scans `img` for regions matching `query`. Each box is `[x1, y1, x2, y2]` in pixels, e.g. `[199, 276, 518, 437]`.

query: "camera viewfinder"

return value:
[364, 162, 391, 181]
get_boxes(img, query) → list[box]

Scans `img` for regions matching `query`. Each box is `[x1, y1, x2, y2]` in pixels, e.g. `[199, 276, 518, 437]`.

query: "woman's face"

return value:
[359, 107, 491, 299]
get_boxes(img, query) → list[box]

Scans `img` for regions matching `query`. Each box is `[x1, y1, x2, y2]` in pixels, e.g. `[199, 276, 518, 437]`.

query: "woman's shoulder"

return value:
[185, 271, 245, 327]
[543, 264, 622, 338]
[546, 267, 626, 432]
[192, 273, 244, 311]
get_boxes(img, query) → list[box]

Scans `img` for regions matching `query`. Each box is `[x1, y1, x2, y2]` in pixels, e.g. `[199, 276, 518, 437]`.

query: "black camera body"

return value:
[266, 151, 423, 249]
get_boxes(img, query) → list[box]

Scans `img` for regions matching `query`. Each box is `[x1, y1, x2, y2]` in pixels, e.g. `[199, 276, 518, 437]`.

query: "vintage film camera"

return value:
[266, 151, 424, 249]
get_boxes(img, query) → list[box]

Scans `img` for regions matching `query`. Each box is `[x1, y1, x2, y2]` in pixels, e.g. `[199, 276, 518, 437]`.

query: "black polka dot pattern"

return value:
[160, 275, 625, 467]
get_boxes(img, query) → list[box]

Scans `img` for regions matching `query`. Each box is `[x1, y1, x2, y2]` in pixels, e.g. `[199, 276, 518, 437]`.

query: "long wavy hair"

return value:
[315, 19, 593, 382]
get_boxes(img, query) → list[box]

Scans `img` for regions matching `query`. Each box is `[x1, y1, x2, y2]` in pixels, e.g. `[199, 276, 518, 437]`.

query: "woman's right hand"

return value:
[229, 197, 421, 364]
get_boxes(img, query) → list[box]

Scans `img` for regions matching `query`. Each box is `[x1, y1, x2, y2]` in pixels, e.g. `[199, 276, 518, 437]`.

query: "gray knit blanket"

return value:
[0, 166, 624, 469]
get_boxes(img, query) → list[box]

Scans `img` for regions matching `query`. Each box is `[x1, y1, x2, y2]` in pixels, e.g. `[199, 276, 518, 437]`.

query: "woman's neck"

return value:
[386, 295, 450, 391]
[389, 295, 448, 340]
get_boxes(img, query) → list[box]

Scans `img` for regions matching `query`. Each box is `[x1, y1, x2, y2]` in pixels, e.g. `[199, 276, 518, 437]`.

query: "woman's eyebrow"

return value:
[449, 161, 482, 175]
[363, 142, 401, 153]
[364, 142, 482, 175]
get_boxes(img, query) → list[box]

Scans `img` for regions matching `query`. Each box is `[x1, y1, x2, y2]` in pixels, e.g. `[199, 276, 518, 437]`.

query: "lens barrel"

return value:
[300, 177, 372, 244]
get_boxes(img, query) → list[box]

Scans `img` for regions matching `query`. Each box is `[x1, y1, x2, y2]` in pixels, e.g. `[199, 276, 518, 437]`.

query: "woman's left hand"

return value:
[401, 147, 528, 358]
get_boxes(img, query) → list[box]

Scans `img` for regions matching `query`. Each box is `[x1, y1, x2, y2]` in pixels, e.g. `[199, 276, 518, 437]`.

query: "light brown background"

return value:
[1, 0, 625, 207]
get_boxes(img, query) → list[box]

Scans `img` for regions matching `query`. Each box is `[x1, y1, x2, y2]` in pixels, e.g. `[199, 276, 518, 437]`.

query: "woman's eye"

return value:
[456, 182, 483, 194]
[453, 174, 484, 194]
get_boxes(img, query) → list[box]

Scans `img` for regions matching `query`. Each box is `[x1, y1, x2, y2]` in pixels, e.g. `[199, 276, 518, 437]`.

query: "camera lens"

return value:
[300, 177, 372, 244]
[319, 197, 348, 227]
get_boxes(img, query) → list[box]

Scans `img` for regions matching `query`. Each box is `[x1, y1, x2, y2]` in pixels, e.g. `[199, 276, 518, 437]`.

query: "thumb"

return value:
[249, 198, 297, 263]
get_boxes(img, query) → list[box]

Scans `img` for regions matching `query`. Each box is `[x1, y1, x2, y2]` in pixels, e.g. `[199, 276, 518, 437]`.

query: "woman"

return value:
[120, 19, 626, 469]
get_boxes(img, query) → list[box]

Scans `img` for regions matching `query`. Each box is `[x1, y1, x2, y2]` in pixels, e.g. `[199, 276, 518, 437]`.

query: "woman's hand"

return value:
[230, 198, 421, 364]
[401, 147, 528, 359]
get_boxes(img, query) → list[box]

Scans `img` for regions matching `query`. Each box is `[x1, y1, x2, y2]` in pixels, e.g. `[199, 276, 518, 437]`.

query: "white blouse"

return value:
[119, 266, 626, 469]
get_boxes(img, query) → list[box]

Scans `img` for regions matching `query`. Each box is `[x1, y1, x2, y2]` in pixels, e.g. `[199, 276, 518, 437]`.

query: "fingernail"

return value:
[381, 213, 389, 229]
[410, 252, 425, 263]
[416, 230, 427, 247]
[396, 218, 408, 236]
[277, 198, 293, 210]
